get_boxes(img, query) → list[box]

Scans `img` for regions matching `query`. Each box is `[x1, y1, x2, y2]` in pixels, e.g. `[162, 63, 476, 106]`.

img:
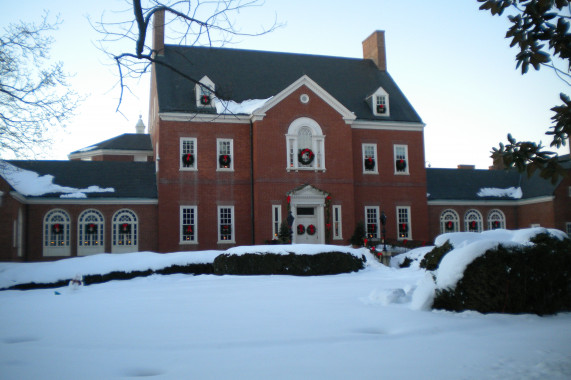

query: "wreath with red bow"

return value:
[86, 223, 97, 234]
[119, 223, 131, 234]
[200, 95, 211, 105]
[307, 224, 316, 235]
[182, 153, 194, 167]
[52, 223, 63, 235]
[297, 224, 305, 235]
[219, 154, 231, 168]
[445, 221, 454, 231]
[298, 148, 315, 165]
[364, 157, 375, 170]
[396, 159, 407, 171]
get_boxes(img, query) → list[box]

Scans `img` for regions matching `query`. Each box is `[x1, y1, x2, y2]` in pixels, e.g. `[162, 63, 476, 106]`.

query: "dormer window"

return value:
[195, 76, 215, 108]
[369, 87, 390, 116]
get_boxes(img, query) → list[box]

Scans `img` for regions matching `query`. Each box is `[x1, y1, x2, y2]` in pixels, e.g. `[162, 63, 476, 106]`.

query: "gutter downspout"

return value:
[250, 120, 255, 244]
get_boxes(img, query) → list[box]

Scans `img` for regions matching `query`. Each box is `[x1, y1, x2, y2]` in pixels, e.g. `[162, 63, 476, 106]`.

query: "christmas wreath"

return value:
[367, 223, 377, 235]
[86, 223, 97, 234]
[377, 104, 386, 114]
[445, 221, 454, 231]
[52, 223, 63, 235]
[119, 223, 131, 234]
[469, 221, 477, 231]
[396, 159, 407, 171]
[183, 225, 193, 235]
[298, 148, 314, 165]
[220, 224, 232, 235]
[492, 221, 500, 229]
[297, 224, 305, 235]
[307, 224, 316, 235]
[219, 154, 231, 168]
[182, 153, 194, 167]
[364, 157, 375, 170]
[399, 223, 408, 233]
[200, 94, 211, 105]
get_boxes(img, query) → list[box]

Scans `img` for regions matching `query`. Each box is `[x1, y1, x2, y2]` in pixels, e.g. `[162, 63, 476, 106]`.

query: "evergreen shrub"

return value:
[213, 251, 365, 276]
[433, 234, 571, 315]
[419, 240, 454, 270]
[349, 222, 365, 246]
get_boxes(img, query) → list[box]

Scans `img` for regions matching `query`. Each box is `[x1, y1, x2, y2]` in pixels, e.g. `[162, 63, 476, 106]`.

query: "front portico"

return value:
[287, 185, 329, 244]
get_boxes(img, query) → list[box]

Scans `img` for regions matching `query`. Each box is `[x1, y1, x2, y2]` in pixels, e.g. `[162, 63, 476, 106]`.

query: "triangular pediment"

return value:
[287, 184, 329, 202]
[252, 75, 356, 123]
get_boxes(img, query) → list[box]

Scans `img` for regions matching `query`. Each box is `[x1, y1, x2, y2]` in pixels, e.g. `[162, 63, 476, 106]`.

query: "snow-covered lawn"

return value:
[1, 236, 570, 379]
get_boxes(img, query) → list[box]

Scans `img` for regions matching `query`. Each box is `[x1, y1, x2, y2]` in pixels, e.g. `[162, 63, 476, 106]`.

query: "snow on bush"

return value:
[410, 228, 568, 310]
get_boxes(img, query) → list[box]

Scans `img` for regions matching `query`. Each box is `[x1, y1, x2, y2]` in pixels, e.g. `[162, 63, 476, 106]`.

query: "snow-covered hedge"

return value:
[409, 228, 571, 315]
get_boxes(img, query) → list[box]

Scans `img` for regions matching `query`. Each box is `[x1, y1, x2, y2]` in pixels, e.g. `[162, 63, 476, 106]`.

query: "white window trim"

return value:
[440, 209, 460, 234]
[216, 138, 234, 171]
[180, 137, 198, 171]
[464, 209, 483, 232]
[394, 144, 410, 175]
[364, 206, 380, 240]
[180, 206, 198, 245]
[111, 209, 139, 253]
[487, 209, 506, 230]
[217, 206, 235, 244]
[362, 143, 378, 174]
[371, 87, 390, 117]
[195, 75, 215, 109]
[332, 205, 343, 240]
[78, 209, 105, 256]
[285, 117, 326, 172]
[396, 206, 411, 240]
[43, 209, 71, 257]
[272, 205, 282, 240]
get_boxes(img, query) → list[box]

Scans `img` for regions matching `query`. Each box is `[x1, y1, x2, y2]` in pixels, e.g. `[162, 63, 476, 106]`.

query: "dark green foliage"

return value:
[478, 0, 571, 182]
[2, 263, 215, 291]
[278, 220, 291, 243]
[399, 257, 413, 268]
[349, 221, 365, 246]
[419, 240, 454, 270]
[433, 235, 571, 315]
[213, 251, 365, 276]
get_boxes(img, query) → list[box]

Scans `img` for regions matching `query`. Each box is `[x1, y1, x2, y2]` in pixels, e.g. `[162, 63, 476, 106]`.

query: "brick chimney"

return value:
[152, 9, 165, 56]
[362, 31, 387, 71]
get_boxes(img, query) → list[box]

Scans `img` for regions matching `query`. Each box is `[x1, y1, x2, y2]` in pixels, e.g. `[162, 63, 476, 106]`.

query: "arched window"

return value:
[43, 209, 71, 257]
[440, 209, 460, 234]
[464, 209, 483, 232]
[285, 117, 325, 171]
[78, 209, 105, 256]
[488, 209, 506, 230]
[112, 209, 138, 253]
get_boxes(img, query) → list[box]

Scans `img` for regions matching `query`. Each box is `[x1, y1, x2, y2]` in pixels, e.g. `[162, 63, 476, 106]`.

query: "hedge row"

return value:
[433, 234, 571, 315]
[213, 251, 365, 276]
[3, 263, 215, 291]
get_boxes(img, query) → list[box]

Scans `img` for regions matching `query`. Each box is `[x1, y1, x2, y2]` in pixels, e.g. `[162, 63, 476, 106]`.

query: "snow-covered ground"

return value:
[1, 232, 570, 379]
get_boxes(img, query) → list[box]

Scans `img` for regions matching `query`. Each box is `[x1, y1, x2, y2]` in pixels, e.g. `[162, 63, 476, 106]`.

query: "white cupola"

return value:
[135, 115, 146, 134]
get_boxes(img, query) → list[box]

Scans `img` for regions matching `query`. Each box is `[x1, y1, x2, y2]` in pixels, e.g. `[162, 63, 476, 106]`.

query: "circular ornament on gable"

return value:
[300, 94, 310, 104]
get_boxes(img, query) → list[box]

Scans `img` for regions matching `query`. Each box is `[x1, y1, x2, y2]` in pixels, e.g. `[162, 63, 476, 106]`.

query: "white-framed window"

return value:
[195, 75, 215, 108]
[440, 209, 460, 234]
[218, 206, 235, 243]
[217, 138, 234, 171]
[530, 223, 541, 227]
[371, 87, 390, 116]
[43, 209, 71, 257]
[78, 209, 105, 256]
[365, 206, 380, 239]
[465, 209, 483, 232]
[180, 137, 197, 171]
[488, 209, 506, 230]
[394, 144, 409, 175]
[285, 117, 325, 171]
[566, 222, 571, 237]
[332, 205, 343, 240]
[112, 209, 138, 253]
[180, 206, 198, 244]
[397, 206, 411, 240]
[362, 143, 378, 174]
[272, 205, 282, 240]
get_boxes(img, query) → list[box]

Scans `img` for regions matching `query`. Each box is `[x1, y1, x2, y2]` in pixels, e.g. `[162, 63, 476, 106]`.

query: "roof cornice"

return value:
[351, 120, 425, 131]
[68, 149, 153, 160]
[9, 191, 157, 205]
[159, 112, 250, 124]
[427, 195, 555, 207]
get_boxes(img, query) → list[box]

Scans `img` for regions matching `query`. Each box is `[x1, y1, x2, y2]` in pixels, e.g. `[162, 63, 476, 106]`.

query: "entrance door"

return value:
[295, 207, 319, 244]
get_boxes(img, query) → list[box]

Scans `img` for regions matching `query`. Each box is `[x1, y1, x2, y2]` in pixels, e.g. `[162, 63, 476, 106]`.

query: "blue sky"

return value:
[1, 0, 568, 168]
